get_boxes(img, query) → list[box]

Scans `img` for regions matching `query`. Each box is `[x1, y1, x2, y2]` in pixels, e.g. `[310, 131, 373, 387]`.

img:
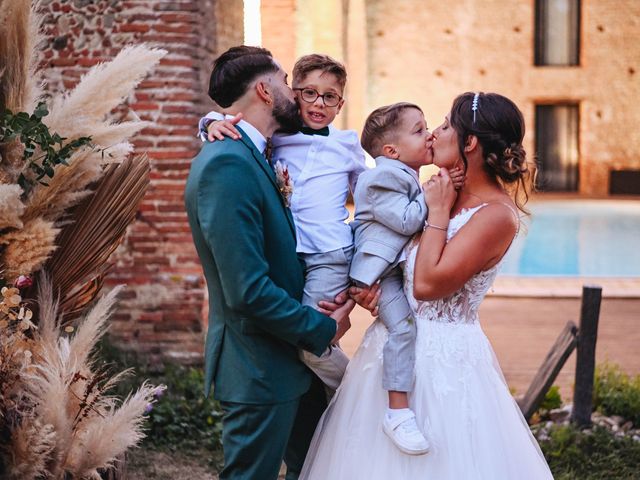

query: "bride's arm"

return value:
[413, 171, 518, 301]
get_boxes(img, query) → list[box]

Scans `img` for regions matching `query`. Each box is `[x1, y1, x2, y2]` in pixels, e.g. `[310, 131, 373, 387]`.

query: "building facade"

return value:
[263, 0, 640, 196]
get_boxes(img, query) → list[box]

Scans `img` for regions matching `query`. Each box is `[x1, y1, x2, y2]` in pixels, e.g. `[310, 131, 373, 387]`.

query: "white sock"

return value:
[386, 407, 412, 421]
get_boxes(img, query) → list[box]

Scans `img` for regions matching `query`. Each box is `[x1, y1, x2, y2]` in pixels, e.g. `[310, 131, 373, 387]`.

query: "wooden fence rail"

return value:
[518, 285, 603, 425]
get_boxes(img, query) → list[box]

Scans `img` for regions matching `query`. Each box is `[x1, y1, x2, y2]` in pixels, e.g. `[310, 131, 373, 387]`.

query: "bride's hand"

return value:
[423, 167, 457, 213]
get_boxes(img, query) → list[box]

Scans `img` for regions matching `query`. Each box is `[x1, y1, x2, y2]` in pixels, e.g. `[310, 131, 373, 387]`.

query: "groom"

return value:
[184, 46, 353, 480]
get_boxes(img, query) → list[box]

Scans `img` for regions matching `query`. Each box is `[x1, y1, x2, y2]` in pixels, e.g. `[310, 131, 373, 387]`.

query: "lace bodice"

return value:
[403, 204, 500, 325]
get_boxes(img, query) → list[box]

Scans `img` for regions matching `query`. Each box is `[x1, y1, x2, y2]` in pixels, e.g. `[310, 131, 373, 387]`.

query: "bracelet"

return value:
[424, 220, 448, 231]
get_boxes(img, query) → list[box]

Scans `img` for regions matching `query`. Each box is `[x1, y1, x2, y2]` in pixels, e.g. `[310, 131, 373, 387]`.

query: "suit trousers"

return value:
[218, 374, 327, 480]
[298, 246, 352, 393]
[379, 264, 416, 392]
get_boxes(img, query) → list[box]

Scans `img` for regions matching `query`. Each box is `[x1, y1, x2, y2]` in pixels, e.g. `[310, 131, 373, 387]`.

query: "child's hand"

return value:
[449, 166, 466, 190]
[349, 283, 380, 317]
[207, 112, 243, 141]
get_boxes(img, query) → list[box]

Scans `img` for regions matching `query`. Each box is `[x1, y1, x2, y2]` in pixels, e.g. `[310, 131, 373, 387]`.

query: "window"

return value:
[535, 104, 579, 192]
[535, 0, 581, 66]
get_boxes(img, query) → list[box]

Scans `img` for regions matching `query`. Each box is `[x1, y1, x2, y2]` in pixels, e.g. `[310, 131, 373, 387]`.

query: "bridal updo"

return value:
[449, 92, 534, 212]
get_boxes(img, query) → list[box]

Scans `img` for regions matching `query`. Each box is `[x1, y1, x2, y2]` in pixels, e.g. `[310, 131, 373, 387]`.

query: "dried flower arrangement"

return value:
[0, 0, 167, 477]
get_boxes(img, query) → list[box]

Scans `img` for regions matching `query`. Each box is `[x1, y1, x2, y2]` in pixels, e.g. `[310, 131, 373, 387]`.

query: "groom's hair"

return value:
[361, 102, 423, 158]
[208, 46, 279, 108]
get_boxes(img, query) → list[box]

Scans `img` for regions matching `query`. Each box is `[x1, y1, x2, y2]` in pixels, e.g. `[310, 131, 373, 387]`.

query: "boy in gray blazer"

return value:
[350, 102, 463, 456]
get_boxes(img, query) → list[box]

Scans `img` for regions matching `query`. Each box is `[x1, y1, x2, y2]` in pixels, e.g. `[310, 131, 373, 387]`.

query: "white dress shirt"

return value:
[199, 113, 267, 160]
[273, 126, 368, 253]
[198, 112, 369, 253]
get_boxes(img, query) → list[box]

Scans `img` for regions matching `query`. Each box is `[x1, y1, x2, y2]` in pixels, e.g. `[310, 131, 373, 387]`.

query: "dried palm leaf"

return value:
[42, 155, 150, 321]
[59, 275, 105, 324]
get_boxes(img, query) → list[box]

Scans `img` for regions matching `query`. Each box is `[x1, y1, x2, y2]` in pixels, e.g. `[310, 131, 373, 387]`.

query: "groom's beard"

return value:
[273, 94, 303, 134]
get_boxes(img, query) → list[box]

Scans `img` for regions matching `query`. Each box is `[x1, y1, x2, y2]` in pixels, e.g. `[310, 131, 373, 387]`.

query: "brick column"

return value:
[39, 0, 243, 363]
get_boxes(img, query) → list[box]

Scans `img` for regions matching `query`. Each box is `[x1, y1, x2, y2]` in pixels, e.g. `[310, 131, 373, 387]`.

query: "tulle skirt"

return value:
[300, 320, 553, 480]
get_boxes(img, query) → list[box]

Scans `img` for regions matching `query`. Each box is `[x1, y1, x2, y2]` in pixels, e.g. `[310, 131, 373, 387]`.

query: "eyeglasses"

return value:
[293, 88, 343, 107]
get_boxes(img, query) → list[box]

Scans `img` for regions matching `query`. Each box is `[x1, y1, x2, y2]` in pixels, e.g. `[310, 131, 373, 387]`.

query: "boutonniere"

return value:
[274, 160, 293, 207]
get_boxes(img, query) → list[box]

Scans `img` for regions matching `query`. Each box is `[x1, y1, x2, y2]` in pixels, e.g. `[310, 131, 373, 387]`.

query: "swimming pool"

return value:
[500, 200, 640, 277]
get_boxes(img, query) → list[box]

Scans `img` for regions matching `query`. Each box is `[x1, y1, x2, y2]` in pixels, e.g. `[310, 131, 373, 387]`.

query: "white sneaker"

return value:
[382, 410, 430, 455]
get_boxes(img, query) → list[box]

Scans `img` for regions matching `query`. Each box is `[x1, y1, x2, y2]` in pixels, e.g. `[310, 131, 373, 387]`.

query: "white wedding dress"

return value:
[300, 204, 553, 479]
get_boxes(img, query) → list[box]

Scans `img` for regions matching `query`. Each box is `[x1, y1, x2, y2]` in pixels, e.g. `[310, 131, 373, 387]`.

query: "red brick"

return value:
[160, 13, 198, 23]
[119, 23, 151, 33]
[50, 57, 77, 67]
[147, 150, 192, 160]
[153, 24, 195, 34]
[130, 101, 160, 111]
[77, 57, 104, 67]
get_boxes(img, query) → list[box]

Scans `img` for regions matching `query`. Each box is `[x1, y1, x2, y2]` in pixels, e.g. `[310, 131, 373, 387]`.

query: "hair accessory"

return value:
[472, 92, 480, 123]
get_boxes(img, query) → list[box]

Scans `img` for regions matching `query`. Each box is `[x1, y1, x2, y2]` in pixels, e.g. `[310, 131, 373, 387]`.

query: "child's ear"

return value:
[335, 98, 345, 115]
[381, 143, 399, 159]
[464, 135, 478, 153]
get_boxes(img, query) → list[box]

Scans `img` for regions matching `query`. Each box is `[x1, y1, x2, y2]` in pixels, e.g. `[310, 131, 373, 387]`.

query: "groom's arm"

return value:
[197, 153, 336, 355]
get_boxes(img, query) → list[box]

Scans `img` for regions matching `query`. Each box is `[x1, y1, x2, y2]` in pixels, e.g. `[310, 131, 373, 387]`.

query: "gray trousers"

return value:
[378, 265, 415, 392]
[298, 246, 353, 393]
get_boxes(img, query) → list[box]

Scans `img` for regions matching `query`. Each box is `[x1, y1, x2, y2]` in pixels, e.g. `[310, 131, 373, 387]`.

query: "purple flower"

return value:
[14, 275, 33, 289]
[153, 385, 167, 399]
[144, 403, 154, 414]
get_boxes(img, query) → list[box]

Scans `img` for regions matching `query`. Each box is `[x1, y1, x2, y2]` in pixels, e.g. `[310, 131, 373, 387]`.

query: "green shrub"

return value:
[594, 363, 640, 426]
[97, 338, 223, 452]
[529, 385, 564, 424]
[538, 424, 640, 479]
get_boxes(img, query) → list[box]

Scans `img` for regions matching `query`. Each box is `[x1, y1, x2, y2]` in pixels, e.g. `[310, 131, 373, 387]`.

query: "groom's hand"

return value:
[318, 293, 355, 344]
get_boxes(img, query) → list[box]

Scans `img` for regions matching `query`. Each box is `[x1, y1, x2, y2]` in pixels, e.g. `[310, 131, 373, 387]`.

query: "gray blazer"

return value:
[349, 156, 428, 286]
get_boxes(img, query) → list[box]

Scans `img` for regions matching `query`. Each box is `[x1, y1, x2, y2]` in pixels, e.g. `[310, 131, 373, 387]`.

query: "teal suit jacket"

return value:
[185, 128, 336, 404]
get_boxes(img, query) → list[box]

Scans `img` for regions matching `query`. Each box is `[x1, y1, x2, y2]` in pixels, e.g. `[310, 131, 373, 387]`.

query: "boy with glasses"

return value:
[199, 54, 368, 394]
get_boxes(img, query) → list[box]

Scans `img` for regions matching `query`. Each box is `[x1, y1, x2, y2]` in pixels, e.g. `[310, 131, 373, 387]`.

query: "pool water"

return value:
[500, 200, 640, 277]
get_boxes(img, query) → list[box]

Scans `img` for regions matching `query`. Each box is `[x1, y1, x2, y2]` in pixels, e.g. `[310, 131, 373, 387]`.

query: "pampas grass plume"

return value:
[6, 419, 57, 480]
[0, 184, 25, 230]
[67, 285, 124, 372]
[0, 217, 59, 278]
[45, 44, 166, 143]
[65, 382, 160, 477]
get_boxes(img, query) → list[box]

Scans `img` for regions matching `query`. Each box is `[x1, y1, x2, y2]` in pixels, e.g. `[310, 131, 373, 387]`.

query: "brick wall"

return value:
[39, 0, 243, 363]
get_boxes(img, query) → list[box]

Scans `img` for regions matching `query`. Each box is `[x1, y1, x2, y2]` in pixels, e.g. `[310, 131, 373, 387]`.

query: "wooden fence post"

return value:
[570, 285, 603, 427]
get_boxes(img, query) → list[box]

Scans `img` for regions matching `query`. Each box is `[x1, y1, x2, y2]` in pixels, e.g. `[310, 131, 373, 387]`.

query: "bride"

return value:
[301, 92, 553, 479]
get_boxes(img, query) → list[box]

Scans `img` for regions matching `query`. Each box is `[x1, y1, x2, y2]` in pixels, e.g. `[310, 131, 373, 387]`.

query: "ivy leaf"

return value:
[34, 103, 49, 118]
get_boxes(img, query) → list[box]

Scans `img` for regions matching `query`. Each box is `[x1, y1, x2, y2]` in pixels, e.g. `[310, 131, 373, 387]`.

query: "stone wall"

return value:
[38, 0, 243, 363]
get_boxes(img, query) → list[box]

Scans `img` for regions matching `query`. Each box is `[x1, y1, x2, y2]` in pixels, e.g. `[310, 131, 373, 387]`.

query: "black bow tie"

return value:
[300, 126, 330, 136]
